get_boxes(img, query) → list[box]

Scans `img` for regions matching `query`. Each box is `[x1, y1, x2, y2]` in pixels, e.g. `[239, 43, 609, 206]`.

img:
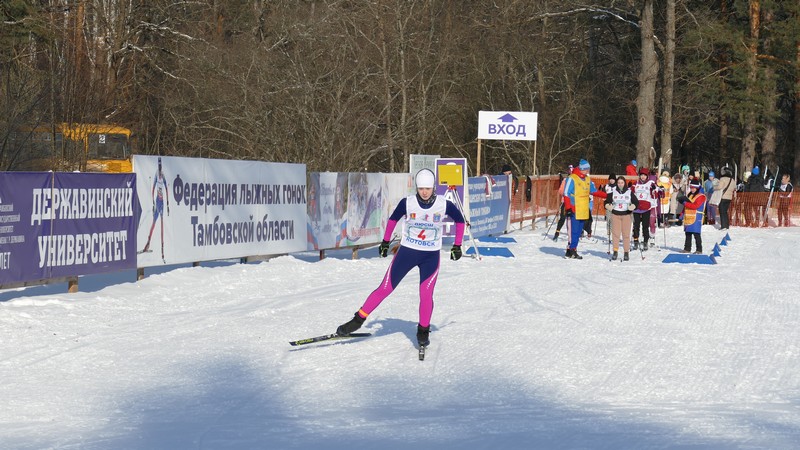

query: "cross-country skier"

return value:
[632, 167, 660, 251]
[562, 159, 605, 259]
[552, 165, 573, 241]
[335, 168, 466, 348]
[777, 173, 793, 227]
[605, 175, 639, 261]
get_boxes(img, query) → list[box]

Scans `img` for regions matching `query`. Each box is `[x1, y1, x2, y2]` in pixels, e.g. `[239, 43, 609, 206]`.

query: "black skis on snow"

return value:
[289, 332, 371, 346]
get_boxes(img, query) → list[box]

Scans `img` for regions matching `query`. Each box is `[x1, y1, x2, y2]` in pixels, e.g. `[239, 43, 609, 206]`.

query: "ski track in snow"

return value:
[1, 224, 800, 449]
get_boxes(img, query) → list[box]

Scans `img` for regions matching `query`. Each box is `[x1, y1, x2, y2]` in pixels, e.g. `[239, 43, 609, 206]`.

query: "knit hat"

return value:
[501, 164, 512, 173]
[608, 173, 616, 181]
[579, 159, 590, 170]
[752, 166, 760, 175]
[661, 170, 669, 177]
[709, 171, 715, 178]
[690, 179, 701, 188]
[639, 167, 649, 176]
[415, 168, 435, 188]
[681, 165, 690, 173]
[631, 159, 637, 166]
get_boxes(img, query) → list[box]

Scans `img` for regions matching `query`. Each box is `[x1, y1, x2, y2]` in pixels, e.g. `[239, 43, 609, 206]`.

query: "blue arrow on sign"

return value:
[498, 113, 517, 123]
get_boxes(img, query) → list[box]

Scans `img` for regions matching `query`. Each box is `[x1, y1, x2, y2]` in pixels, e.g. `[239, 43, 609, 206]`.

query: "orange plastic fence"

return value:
[510, 175, 796, 228]
[728, 192, 796, 228]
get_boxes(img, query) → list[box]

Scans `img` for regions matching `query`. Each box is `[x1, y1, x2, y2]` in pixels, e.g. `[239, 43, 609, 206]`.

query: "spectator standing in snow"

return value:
[657, 171, 672, 227]
[716, 167, 735, 230]
[626, 159, 638, 177]
[669, 173, 684, 225]
[777, 173, 793, 227]
[605, 175, 639, 261]
[705, 171, 719, 225]
[677, 178, 706, 254]
[335, 168, 465, 348]
[562, 159, 605, 259]
[745, 166, 766, 226]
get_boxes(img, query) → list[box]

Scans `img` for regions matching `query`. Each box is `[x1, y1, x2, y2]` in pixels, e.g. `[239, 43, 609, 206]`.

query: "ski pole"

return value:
[542, 200, 562, 240]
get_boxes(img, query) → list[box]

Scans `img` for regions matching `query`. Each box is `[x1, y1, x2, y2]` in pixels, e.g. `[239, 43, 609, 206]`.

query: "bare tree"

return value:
[635, 0, 658, 168]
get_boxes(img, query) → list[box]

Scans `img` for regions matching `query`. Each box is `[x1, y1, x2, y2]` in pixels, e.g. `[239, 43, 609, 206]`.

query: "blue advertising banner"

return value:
[0, 172, 139, 286]
[466, 175, 511, 238]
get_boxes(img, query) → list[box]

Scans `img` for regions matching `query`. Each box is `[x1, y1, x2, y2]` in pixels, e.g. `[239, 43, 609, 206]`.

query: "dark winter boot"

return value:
[564, 248, 573, 258]
[611, 251, 618, 261]
[693, 249, 703, 254]
[632, 240, 639, 250]
[416, 325, 430, 347]
[681, 249, 690, 254]
[623, 252, 629, 261]
[641, 240, 649, 252]
[568, 249, 583, 260]
[336, 313, 366, 336]
[553, 231, 560, 241]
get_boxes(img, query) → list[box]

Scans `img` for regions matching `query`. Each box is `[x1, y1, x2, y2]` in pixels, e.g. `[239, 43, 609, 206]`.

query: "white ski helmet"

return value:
[415, 169, 435, 189]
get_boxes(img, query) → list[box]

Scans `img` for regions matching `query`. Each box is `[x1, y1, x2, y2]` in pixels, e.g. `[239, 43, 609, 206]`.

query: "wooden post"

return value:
[67, 277, 78, 293]
[319, 250, 325, 261]
[476, 139, 482, 175]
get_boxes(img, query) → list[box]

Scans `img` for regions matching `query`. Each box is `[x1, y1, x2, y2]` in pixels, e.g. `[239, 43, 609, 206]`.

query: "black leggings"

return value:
[632, 210, 651, 242]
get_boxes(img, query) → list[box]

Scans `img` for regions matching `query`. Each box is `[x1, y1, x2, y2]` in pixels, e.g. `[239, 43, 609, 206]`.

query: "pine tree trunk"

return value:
[636, 0, 658, 168]
[659, 0, 676, 171]
[740, 0, 760, 172]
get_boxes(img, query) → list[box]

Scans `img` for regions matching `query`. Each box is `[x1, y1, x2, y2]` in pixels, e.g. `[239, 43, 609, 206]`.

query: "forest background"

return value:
[1, 0, 799, 180]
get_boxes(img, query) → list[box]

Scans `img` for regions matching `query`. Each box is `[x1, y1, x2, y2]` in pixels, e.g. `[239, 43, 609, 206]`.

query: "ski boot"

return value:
[641, 240, 649, 252]
[553, 231, 560, 241]
[336, 312, 366, 336]
[416, 325, 430, 347]
[611, 251, 618, 261]
[632, 240, 639, 250]
[566, 248, 583, 260]
[623, 252, 629, 261]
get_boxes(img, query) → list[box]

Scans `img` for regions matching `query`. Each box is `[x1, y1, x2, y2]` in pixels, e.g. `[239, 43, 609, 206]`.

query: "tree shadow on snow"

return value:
[6, 355, 798, 449]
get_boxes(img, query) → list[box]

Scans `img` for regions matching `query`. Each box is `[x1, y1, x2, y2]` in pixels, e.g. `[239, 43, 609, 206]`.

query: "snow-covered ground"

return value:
[2, 222, 799, 449]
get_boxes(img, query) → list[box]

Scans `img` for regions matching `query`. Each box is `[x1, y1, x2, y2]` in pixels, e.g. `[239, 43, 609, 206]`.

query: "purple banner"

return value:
[435, 158, 468, 239]
[0, 172, 139, 286]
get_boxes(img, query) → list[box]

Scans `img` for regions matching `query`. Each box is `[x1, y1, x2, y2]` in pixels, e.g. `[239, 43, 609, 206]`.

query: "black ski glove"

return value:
[378, 240, 390, 257]
[450, 244, 462, 261]
[676, 194, 688, 204]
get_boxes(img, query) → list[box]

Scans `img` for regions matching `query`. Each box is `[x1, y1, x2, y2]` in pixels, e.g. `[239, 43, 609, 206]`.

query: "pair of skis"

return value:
[289, 332, 428, 360]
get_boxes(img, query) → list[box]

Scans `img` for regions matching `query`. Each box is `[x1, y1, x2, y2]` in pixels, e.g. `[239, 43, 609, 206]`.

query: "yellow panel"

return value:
[438, 164, 463, 186]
